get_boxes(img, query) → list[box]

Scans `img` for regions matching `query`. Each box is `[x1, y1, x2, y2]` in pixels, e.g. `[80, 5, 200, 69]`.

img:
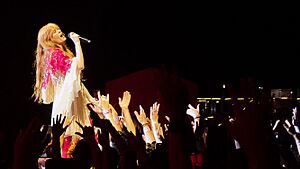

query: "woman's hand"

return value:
[68, 32, 80, 44]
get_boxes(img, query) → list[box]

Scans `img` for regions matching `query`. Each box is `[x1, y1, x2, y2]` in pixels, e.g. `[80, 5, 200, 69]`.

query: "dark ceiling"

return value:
[0, 1, 299, 128]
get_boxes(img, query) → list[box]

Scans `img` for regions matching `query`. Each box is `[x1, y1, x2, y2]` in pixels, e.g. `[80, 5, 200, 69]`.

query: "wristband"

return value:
[102, 109, 111, 114]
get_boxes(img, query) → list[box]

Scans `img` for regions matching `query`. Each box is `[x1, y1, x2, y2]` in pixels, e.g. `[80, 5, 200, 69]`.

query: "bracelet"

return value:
[102, 109, 111, 114]
[296, 140, 300, 144]
[143, 125, 151, 132]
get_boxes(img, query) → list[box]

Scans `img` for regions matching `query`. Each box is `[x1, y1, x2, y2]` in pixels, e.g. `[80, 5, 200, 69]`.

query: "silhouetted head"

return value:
[71, 139, 92, 169]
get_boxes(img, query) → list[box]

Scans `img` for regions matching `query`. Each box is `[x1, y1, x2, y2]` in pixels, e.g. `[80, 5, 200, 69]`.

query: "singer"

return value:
[32, 23, 97, 158]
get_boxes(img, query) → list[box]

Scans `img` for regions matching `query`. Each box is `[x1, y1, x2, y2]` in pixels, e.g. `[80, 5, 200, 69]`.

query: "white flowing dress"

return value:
[41, 48, 95, 138]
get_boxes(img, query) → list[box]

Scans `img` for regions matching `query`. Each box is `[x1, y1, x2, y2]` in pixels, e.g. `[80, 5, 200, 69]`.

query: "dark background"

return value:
[0, 0, 299, 164]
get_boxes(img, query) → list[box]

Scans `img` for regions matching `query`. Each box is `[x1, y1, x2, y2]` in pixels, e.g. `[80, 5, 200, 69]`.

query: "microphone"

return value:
[68, 32, 91, 43]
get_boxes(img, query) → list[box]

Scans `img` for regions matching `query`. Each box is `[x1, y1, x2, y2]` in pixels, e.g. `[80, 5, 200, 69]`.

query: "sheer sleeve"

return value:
[51, 48, 72, 75]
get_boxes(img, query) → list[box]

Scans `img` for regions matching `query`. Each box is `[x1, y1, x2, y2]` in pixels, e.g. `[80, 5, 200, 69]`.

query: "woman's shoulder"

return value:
[44, 47, 62, 56]
[51, 47, 64, 54]
[47, 48, 68, 58]
[44, 47, 62, 52]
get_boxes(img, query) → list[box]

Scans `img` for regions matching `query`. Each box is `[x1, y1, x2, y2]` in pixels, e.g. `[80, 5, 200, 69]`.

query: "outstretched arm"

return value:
[283, 119, 300, 156]
[89, 92, 122, 131]
[51, 114, 69, 158]
[150, 102, 164, 143]
[186, 103, 200, 133]
[118, 91, 136, 135]
[134, 105, 156, 144]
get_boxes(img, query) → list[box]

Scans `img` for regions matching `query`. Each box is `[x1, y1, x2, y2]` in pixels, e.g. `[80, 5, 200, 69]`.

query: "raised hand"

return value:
[68, 32, 80, 44]
[89, 91, 110, 114]
[50, 114, 69, 158]
[88, 91, 105, 119]
[283, 118, 300, 156]
[75, 121, 96, 142]
[150, 102, 160, 123]
[118, 91, 136, 135]
[186, 104, 200, 119]
[283, 119, 297, 136]
[118, 91, 131, 109]
[186, 104, 200, 133]
[100, 93, 110, 112]
[88, 104, 105, 119]
[134, 105, 155, 144]
[88, 104, 103, 127]
[134, 105, 150, 126]
[52, 114, 69, 139]
[150, 102, 163, 143]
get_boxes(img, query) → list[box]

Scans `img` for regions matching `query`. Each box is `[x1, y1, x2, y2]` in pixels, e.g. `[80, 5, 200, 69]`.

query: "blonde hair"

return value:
[32, 23, 74, 103]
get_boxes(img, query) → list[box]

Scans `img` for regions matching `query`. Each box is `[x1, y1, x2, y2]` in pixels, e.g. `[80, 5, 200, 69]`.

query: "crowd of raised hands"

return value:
[10, 78, 300, 169]
[12, 90, 177, 169]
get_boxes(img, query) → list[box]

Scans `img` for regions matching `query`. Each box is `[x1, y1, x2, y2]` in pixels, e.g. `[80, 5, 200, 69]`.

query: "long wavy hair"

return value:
[32, 23, 74, 103]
